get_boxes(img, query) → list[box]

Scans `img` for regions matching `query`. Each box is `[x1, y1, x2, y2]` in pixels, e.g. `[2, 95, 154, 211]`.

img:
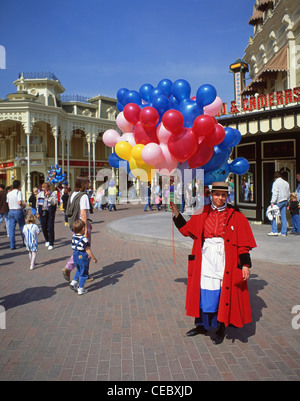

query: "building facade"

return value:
[0, 72, 118, 199]
[218, 0, 300, 223]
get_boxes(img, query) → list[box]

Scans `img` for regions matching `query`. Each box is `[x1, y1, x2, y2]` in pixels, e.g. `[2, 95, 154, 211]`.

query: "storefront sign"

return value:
[0, 162, 14, 169]
[219, 87, 300, 115]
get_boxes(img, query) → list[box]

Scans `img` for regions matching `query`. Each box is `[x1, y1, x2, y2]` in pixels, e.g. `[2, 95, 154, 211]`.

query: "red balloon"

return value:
[192, 114, 216, 138]
[134, 121, 159, 145]
[140, 107, 159, 128]
[167, 127, 198, 163]
[187, 138, 214, 168]
[162, 109, 184, 135]
[123, 103, 141, 126]
[214, 124, 225, 145]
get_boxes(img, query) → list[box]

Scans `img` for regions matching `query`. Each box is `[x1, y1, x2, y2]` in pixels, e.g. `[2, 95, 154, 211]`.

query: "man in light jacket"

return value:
[268, 171, 290, 236]
[37, 182, 57, 249]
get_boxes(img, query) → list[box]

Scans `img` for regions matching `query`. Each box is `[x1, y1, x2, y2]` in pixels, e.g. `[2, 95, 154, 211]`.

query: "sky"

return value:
[0, 0, 254, 105]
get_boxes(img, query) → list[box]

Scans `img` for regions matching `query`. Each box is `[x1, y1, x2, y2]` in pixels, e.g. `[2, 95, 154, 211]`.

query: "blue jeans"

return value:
[73, 250, 89, 288]
[144, 197, 152, 211]
[271, 200, 287, 235]
[291, 214, 300, 233]
[8, 209, 25, 249]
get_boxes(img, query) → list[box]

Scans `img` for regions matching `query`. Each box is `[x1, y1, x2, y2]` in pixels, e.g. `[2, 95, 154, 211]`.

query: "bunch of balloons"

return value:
[103, 78, 249, 183]
[46, 164, 68, 185]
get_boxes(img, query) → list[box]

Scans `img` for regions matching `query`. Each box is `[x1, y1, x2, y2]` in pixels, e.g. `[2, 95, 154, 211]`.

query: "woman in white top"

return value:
[6, 180, 26, 250]
[62, 176, 92, 281]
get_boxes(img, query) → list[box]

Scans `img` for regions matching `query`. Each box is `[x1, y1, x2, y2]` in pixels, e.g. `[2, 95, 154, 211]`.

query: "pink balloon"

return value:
[118, 132, 136, 147]
[142, 143, 163, 165]
[156, 123, 173, 144]
[116, 112, 134, 133]
[204, 96, 223, 117]
[102, 129, 120, 147]
[155, 143, 178, 174]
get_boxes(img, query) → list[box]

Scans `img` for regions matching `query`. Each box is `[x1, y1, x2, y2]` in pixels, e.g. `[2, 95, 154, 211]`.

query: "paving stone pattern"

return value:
[0, 204, 299, 381]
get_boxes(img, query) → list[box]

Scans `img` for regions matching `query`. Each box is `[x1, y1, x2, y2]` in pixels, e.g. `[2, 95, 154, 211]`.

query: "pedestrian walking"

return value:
[108, 181, 117, 211]
[144, 182, 153, 211]
[23, 214, 40, 269]
[62, 175, 93, 282]
[6, 180, 26, 250]
[28, 187, 38, 216]
[169, 181, 257, 345]
[69, 219, 97, 295]
[61, 187, 70, 226]
[268, 171, 290, 236]
[0, 184, 9, 236]
[36, 183, 57, 250]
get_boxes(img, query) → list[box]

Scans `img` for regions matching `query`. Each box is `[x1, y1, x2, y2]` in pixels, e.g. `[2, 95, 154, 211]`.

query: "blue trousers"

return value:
[73, 250, 89, 288]
[291, 214, 300, 233]
[8, 209, 25, 249]
[271, 200, 287, 235]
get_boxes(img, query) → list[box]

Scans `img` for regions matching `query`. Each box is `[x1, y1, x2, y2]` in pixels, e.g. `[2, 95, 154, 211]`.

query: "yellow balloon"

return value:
[129, 157, 154, 182]
[115, 141, 132, 162]
[131, 144, 145, 164]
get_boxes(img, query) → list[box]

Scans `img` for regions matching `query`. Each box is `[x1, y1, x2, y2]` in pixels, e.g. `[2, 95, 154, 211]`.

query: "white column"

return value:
[92, 137, 96, 190]
[26, 132, 31, 201]
[86, 135, 91, 183]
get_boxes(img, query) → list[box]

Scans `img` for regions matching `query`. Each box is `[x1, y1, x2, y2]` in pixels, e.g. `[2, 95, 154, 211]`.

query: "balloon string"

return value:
[172, 213, 176, 269]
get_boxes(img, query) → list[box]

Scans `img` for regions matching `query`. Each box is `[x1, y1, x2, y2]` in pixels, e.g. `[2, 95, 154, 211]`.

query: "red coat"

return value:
[176, 205, 257, 328]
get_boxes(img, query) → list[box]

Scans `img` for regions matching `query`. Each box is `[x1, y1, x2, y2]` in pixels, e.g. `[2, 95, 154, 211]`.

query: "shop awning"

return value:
[257, 0, 274, 12]
[242, 46, 287, 95]
[248, 10, 263, 25]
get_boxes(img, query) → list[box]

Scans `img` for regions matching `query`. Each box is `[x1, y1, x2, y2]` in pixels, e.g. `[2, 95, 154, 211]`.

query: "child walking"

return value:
[69, 219, 97, 295]
[289, 192, 300, 234]
[23, 214, 40, 269]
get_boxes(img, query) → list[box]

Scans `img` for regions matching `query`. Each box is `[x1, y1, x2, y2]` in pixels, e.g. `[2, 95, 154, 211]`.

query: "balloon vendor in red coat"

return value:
[169, 181, 257, 345]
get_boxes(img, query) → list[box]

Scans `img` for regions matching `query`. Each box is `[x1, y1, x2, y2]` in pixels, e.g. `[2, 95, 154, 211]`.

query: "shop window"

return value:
[238, 163, 256, 205]
[262, 140, 295, 159]
[236, 143, 256, 160]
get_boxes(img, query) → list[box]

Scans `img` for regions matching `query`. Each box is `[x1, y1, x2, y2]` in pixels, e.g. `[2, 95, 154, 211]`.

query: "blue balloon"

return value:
[149, 87, 165, 103]
[204, 164, 230, 185]
[196, 84, 217, 108]
[124, 90, 142, 106]
[202, 146, 231, 172]
[139, 83, 154, 102]
[171, 79, 191, 101]
[116, 101, 123, 112]
[169, 95, 180, 109]
[231, 129, 242, 147]
[218, 127, 238, 151]
[152, 95, 170, 117]
[157, 79, 173, 97]
[108, 152, 123, 169]
[229, 157, 249, 175]
[178, 99, 202, 128]
[117, 88, 129, 105]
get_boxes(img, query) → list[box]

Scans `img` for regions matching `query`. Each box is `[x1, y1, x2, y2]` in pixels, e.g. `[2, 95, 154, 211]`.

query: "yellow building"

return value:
[0, 72, 118, 200]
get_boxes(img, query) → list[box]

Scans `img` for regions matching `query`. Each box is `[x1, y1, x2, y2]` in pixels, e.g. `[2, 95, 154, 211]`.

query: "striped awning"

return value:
[257, 0, 274, 11]
[242, 46, 287, 95]
[249, 9, 263, 25]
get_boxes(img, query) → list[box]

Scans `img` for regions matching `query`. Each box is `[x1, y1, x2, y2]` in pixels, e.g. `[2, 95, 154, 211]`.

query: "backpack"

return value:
[65, 191, 86, 231]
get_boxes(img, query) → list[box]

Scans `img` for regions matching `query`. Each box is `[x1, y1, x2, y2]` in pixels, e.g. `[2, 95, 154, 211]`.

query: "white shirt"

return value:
[6, 189, 23, 210]
[271, 177, 290, 204]
[70, 191, 90, 220]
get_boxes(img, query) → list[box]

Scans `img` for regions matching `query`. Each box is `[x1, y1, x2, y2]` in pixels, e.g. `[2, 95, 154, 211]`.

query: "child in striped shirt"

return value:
[69, 219, 97, 295]
[23, 214, 40, 269]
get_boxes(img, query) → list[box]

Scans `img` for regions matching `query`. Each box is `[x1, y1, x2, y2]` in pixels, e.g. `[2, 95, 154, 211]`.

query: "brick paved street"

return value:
[0, 204, 299, 381]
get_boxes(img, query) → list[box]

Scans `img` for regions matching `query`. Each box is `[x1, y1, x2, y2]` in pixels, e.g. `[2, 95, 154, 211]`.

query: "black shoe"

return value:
[186, 326, 207, 337]
[212, 323, 225, 345]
